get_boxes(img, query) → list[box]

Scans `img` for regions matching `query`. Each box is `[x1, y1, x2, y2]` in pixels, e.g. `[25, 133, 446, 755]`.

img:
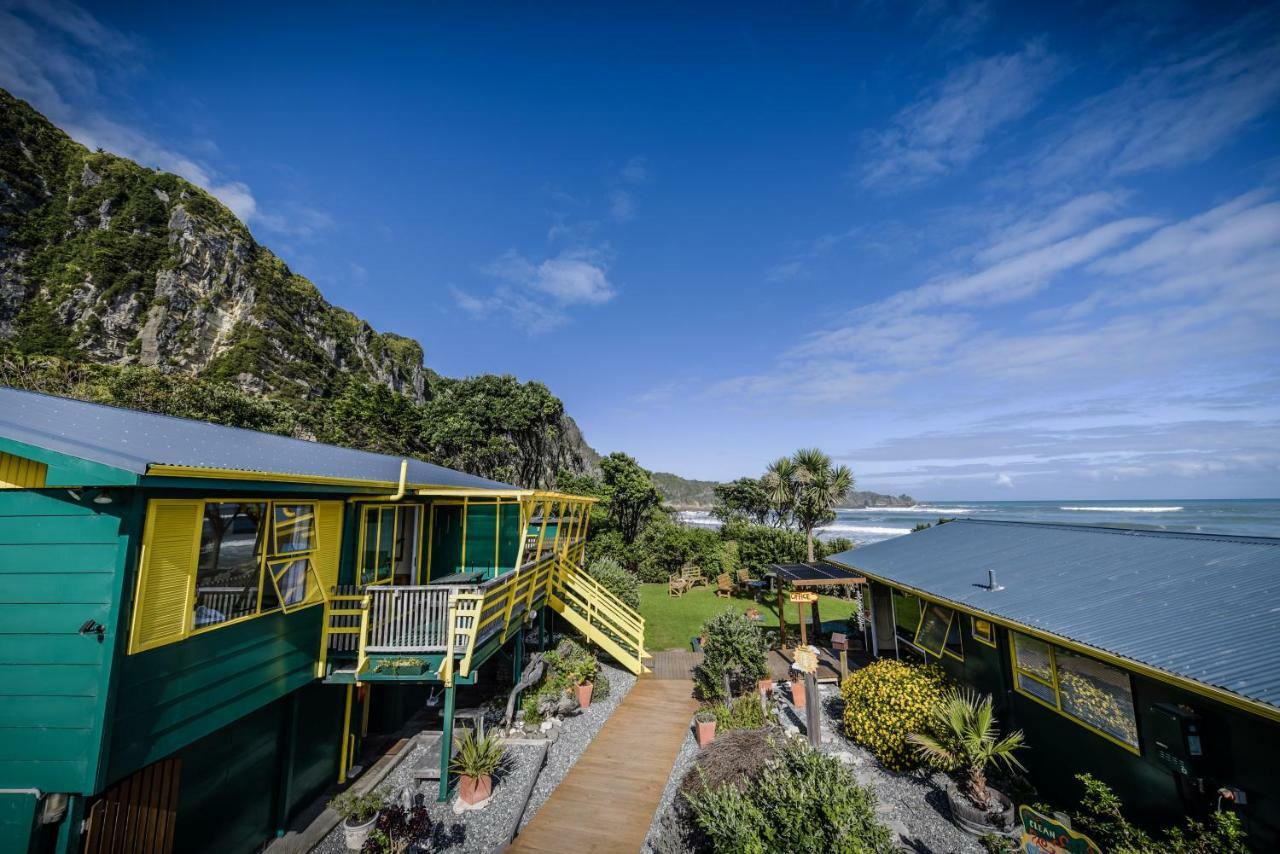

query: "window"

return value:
[130, 499, 337, 654]
[195, 502, 267, 627]
[893, 589, 962, 660]
[191, 500, 323, 629]
[971, 616, 997, 647]
[359, 505, 419, 585]
[1010, 630, 1139, 750]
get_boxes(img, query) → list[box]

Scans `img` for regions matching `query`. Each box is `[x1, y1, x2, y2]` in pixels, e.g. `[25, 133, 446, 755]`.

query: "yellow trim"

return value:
[0, 450, 48, 488]
[912, 600, 953, 658]
[130, 497, 329, 654]
[426, 503, 436, 582]
[827, 556, 1280, 724]
[971, 616, 997, 648]
[1009, 630, 1141, 755]
[148, 464, 402, 489]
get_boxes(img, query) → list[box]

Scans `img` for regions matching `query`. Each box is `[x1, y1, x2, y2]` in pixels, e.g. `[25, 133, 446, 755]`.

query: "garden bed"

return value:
[641, 684, 986, 853]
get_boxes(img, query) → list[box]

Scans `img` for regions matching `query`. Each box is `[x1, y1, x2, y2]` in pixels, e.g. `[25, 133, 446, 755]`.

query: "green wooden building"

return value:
[0, 387, 645, 854]
[826, 519, 1280, 851]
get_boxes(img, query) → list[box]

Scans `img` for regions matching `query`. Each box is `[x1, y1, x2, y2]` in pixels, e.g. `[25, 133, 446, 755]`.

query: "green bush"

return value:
[1070, 773, 1249, 853]
[593, 668, 612, 701]
[693, 610, 770, 701]
[588, 556, 641, 609]
[684, 738, 896, 853]
[840, 659, 948, 771]
[710, 694, 774, 732]
[635, 517, 726, 582]
[521, 693, 544, 727]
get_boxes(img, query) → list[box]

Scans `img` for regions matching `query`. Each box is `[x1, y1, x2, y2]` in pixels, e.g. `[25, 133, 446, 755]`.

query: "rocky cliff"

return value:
[0, 89, 594, 485]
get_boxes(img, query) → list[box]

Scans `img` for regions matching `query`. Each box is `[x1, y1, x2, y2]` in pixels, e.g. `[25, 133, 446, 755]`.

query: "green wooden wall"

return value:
[106, 606, 324, 785]
[0, 489, 134, 795]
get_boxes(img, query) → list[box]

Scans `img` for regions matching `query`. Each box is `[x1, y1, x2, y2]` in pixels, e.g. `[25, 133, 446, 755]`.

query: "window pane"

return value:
[1056, 648, 1139, 747]
[377, 507, 395, 581]
[945, 612, 964, 658]
[893, 589, 921, 645]
[268, 558, 311, 608]
[273, 504, 315, 554]
[362, 510, 379, 585]
[1013, 632, 1054, 683]
[1018, 671, 1057, 704]
[972, 617, 995, 644]
[195, 503, 265, 627]
[915, 602, 954, 657]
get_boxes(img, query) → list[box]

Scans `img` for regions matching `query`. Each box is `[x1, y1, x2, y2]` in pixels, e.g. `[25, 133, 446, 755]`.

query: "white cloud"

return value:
[862, 43, 1060, 188]
[467, 247, 617, 334]
[620, 156, 650, 184]
[994, 472, 1014, 488]
[1029, 10, 1280, 184]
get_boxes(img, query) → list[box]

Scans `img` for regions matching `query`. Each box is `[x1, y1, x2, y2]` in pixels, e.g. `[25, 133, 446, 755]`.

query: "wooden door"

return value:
[82, 757, 181, 854]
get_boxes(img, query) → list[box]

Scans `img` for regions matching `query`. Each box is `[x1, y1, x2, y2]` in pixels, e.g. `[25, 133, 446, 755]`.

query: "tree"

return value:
[791, 448, 853, 562]
[599, 452, 661, 545]
[907, 690, 1025, 811]
[711, 477, 772, 525]
[761, 456, 798, 528]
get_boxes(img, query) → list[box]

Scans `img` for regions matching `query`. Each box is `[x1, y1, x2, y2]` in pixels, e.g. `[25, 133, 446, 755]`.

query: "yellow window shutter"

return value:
[0, 451, 47, 488]
[313, 501, 344, 595]
[129, 500, 202, 654]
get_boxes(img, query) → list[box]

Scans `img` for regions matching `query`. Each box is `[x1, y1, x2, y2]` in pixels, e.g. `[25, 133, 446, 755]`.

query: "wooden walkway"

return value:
[507, 678, 699, 853]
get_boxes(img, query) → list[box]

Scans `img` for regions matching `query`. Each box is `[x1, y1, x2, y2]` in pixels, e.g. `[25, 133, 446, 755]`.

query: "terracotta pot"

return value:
[790, 678, 806, 709]
[459, 773, 493, 805]
[696, 717, 717, 747]
[342, 814, 377, 851]
[576, 681, 593, 710]
[947, 782, 1015, 836]
[758, 679, 774, 698]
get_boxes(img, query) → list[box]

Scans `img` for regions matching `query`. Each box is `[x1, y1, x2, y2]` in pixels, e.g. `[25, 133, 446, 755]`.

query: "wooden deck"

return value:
[507, 678, 699, 853]
[646, 649, 703, 680]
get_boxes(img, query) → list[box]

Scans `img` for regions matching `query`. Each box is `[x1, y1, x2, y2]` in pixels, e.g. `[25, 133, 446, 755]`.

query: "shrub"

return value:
[684, 738, 896, 854]
[840, 659, 948, 771]
[636, 517, 725, 582]
[1070, 773, 1249, 853]
[521, 693, 544, 727]
[588, 556, 641, 609]
[593, 668, 612, 701]
[328, 787, 387, 825]
[710, 694, 774, 732]
[449, 731, 506, 778]
[692, 610, 770, 701]
[679, 727, 783, 800]
[907, 689, 1025, 810]
[362, 793, 432, 854]
[528, 638, 601, 715]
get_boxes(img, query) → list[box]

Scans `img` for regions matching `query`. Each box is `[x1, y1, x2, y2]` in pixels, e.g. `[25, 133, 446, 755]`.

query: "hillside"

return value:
[0, 89, 592, 486]
[653, 467, 915, 509]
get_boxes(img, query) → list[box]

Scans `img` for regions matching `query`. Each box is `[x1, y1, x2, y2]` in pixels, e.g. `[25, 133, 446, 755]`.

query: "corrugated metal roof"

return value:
[826, 519, 1280, 713]
[0, 386, 518, 491]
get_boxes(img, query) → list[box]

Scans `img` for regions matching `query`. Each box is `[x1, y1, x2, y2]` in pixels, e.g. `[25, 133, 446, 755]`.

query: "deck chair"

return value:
[715, 573, 732, 598]
[737, 568, 768, 599]
[668, 573, 689, 597]
[681, 563, 708, 588]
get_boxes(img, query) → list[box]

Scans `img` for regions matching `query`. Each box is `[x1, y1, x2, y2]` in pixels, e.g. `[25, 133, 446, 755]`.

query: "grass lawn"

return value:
[638, 582, 861, 651]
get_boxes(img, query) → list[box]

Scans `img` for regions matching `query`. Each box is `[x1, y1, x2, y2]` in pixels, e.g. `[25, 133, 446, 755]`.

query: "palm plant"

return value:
[791, 448, 853, 562]
[761, 456, 797, 528]
[908, 690, 1026, 811]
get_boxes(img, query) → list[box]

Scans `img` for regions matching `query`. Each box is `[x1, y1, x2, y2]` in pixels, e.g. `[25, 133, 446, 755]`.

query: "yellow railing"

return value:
[316, 591, 370, 678]
[548, 553, 648, 674]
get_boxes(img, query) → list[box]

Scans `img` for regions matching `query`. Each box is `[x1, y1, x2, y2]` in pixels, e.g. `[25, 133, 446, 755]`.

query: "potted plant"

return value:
[327, 787, 386, 851]
[573, 655, 598, 710]
[695, 710, 717, 747]
[449, 730, 506, 806]
[790, 676, 806, 710]
[908, 689, 1026, 836]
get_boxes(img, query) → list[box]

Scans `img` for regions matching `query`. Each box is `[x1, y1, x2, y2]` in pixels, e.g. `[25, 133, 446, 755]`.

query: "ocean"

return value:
[676, 499, 1280, 546]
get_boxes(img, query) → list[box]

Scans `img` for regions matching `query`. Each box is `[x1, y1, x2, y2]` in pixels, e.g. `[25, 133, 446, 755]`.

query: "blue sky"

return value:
[2, 1, 1278, 499]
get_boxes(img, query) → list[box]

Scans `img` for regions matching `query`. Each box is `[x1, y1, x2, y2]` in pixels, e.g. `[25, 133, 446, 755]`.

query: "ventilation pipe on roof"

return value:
[986, 569, 1004, 592]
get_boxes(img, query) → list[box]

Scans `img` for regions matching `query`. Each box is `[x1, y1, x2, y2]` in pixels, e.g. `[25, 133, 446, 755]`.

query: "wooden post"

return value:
[778, 583, 787, 646]
[805, 672, 820, 749]
[538, 605, 547, 650]
[438, 684, 455, 802]
[798, 597, 807, 647]
[513, 627, 524, 687]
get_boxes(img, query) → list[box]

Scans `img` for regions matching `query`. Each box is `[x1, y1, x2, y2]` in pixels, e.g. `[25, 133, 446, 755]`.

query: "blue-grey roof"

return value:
[827, 519, 1280, 713]
[0, 386, 518, 491]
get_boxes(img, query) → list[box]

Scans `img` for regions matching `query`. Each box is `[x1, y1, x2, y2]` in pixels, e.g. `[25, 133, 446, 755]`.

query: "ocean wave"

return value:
[821, 524, 913, 536]
[1060, 506, 1184, 513]
[846, 505, 979, 514]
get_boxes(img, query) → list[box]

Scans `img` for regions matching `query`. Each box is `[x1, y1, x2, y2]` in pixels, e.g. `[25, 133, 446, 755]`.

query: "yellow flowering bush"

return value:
[840, 659, 949, 770]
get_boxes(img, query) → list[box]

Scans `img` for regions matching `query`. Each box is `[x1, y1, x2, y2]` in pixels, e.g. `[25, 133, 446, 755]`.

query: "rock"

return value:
[539, 720, 554, 733]
[81, 164, 100, 187]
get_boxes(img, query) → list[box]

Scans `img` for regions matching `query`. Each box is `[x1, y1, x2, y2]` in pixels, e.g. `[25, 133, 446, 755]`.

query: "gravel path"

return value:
[311, 740, 545, 854]
[516, 661, 637, 830]
[311, 661, 635, 853]
[641, 683, 985, 854]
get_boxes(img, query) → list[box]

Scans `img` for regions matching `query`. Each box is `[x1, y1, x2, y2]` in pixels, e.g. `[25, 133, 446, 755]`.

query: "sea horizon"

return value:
[676, 497, 1280, 545]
